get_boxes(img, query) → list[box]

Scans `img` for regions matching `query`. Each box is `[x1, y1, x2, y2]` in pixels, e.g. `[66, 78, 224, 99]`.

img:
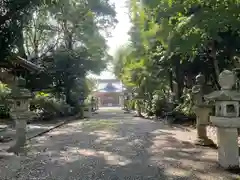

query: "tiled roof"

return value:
[97, 82, 123, 92]
[15, 56, 42, 72]
[97, 79, 120, 83]
[0, 56, 42, 72]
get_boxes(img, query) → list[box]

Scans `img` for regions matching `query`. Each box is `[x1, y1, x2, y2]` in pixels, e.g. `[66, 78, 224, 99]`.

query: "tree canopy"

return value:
[113, 0, 240, 117]
[1, 0, 117, 106]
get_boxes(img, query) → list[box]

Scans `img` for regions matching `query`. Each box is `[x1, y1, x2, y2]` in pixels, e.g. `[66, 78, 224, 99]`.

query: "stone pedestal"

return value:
[194, 106, 215, 146]
[83, 105, 92, 118]
[210, 116, 240, 168]
[7, 111, 36, 154]
[7, 115, 27, 154]
[217, 127, 239, 168]
[15, 117, 26, 143]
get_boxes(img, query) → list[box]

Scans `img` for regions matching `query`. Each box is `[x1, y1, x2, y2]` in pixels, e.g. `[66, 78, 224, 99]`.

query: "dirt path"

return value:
[0, 108, 239, 179]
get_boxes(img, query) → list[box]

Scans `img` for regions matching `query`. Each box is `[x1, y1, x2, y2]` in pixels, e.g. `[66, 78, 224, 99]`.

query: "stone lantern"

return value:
[205, 70, 240, 169]
[83, 103, 92, 118]
[192, 73, 215, 146]
[7, 76, 33, 154]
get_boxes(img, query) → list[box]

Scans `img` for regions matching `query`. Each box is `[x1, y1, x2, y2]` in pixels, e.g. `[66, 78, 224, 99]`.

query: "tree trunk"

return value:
[17, 28, 27, 59]
[211, 50, 220, 89]
[148, 92, 153, 110]
[63, 19, 74, 106]
[209, 41, 221, 89]
[210, 42, 220, 76]
[175, 63, 184, 102]
[65, 86, 72, 105]
[169, 69, 173, 92]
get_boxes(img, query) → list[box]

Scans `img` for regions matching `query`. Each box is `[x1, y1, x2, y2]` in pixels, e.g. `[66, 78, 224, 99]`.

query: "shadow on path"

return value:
[0, 108, 239, 179]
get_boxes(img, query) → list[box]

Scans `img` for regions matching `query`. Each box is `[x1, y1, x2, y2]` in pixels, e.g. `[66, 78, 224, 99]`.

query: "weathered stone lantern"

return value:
[205, 70, 240, 169]
[7, 76, 33, 154]
[192, 73, 215, 146]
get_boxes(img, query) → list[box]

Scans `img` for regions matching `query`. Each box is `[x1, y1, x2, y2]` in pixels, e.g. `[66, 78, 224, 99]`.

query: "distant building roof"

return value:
[97, 82, 123, 92]
[97, 79, 120, 83]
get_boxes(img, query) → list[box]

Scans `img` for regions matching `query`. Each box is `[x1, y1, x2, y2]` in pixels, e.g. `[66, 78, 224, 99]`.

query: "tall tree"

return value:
[36, 0, 117, 105]
[0, 0, 57, 61]
[114, 0, 240, 117]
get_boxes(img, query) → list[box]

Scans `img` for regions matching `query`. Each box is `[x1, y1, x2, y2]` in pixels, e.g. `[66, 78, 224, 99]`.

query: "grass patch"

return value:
[82, 120, 118, 131]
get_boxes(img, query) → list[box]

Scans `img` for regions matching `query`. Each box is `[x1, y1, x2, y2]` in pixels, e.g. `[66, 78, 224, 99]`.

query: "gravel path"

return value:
[0, 108, 239, 180]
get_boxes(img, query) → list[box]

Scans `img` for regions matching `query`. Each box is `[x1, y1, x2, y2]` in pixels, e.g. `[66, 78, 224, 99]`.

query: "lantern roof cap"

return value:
[10, 77, 32, 99]
[219, 70, 235, 90]
[205, 70, 240, 101]
[205, 90, 240, 101]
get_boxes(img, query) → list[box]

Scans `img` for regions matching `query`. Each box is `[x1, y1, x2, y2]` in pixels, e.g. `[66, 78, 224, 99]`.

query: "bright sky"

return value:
[88, 0, 131, 80]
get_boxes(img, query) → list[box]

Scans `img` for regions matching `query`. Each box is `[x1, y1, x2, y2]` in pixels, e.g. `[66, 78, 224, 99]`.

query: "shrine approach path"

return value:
[0, 107, 239, 179]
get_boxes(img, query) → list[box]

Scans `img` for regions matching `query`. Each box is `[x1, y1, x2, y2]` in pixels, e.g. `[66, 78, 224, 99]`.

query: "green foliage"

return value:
[112, 0, 240, 121]
[36, 0, 116, 106]
[174, 89, 194, 116]
[0, 0, 117, 114]
[30, 92, 73, 120]
[0, 82, 11, 96]
[0, 0, 116, 123]
[150, 90, 173, 117]
[0, 83, 11, 118]
[85, 77, 98, 94]
[0, 0, 57, 61]
[127, 99, 136, 110]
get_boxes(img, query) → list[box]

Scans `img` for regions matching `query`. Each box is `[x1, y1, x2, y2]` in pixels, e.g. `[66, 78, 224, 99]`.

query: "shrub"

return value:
[129, 99, 136, 110]
[174, 89, 195, 117]
[30, 92, 73, 120]
[144, 101, 154, 116]
[0, 82, 11, 118]
[151, 95, 168, 117]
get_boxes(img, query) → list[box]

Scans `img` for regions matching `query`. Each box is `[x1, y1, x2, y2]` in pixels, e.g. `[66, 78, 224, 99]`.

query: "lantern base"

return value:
[7, 146, 25, 155]
[194, 137, 216, 148]
[195, 124, 217, 147]
[216, 127, 239, 169]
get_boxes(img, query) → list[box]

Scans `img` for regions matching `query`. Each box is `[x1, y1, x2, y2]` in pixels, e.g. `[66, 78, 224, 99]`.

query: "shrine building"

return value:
[94, 79, 124, 107]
